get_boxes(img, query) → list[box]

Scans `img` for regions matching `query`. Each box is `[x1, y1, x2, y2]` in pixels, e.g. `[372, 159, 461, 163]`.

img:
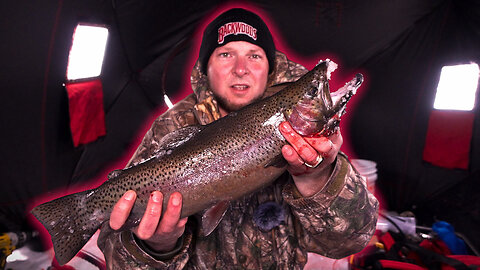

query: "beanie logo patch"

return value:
[217, 22, 257, 44]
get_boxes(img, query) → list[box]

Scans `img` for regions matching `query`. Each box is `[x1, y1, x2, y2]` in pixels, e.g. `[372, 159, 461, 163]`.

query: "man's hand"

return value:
[279, 121, 343, 197]
[109, 190, 188, 252]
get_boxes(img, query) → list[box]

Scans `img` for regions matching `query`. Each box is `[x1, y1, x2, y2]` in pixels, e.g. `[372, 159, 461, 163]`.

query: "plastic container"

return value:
[351, 159, 377, 193]
[376, 214, 417, 236]
[304, 253, 349, 270]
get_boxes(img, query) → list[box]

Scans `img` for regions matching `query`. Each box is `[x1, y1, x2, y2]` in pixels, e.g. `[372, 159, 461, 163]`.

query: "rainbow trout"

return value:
[31, 60, 363, 265]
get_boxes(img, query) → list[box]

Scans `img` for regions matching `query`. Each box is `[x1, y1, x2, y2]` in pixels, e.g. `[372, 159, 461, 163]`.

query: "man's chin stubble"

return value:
[215, 95, 262, 113]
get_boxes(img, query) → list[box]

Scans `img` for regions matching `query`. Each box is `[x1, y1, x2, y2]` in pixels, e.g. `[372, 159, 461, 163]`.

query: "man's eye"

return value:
[251, 54, 261, 59]
[219, 52, 230, 57]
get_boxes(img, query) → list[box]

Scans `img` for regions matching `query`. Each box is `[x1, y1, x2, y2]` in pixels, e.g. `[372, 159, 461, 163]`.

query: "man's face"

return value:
[207, 41, 269, 115]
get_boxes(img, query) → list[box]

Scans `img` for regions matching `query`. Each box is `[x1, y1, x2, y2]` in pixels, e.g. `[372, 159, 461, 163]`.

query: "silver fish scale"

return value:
[98, 99, 284, 221]
[93, 63, 325, 220]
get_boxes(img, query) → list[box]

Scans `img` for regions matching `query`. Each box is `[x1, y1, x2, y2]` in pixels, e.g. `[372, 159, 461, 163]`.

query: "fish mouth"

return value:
[330, 73, 363, 105]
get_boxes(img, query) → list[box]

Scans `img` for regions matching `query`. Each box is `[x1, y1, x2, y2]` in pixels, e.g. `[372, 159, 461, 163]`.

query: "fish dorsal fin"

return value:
[107, 169, 123, 180]
[199, 201, 230, 237]
[152, 125, 204, 160]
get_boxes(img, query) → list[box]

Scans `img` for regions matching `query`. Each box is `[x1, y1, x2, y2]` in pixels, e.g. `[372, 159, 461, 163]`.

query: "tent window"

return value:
[433, 63, 479, 111]
[66, 24, 109, 81]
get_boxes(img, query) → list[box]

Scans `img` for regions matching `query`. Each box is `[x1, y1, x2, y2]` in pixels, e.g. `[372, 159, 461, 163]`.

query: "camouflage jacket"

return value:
[97, 52, 379, 270]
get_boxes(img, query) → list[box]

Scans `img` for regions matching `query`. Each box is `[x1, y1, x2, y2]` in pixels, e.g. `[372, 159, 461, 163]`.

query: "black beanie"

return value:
[198, 8, 276, 75]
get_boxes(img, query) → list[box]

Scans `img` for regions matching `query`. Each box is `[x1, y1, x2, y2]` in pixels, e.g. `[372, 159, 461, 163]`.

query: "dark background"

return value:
[1, 0, 479, 251]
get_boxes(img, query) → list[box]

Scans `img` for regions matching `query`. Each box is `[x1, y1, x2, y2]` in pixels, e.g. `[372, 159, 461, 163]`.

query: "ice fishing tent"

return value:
[1, 0, 479, 257]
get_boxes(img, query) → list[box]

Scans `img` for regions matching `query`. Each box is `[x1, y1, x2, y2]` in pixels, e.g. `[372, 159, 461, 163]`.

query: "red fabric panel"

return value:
[442, 255, 480, 270]
[422, 110, 474, 170]
[379, 232, 396, 251]
[65, 79, 106, 147]
[419, 238, 451, 255]
[378, 260, 428, 270]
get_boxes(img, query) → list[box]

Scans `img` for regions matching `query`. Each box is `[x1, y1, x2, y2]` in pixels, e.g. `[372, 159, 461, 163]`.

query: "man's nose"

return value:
[233, 57, 249, 77]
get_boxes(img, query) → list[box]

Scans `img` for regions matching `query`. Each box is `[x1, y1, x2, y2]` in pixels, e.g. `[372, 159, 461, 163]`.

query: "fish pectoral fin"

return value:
[264, 154, 287, 168]
[199, 201, 230, 237]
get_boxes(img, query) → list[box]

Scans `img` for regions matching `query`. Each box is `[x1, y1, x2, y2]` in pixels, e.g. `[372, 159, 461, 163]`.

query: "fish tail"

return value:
[31, 189, 106, 265]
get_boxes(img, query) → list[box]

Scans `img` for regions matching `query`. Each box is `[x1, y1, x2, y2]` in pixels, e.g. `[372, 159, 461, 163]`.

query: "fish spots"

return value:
[32, 59, 344, 265]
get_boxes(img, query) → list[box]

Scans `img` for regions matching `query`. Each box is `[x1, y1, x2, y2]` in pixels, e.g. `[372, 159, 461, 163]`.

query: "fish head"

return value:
[286, 59, 363, 136]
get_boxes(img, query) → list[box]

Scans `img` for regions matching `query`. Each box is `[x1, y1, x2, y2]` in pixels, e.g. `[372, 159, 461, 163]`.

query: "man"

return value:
[98, 8, 378, 269]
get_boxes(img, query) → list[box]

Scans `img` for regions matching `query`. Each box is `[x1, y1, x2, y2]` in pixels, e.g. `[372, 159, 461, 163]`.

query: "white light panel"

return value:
[66, 24, 109, 81]
[164, 94, 174, 108]
[433, 63, 479, 111]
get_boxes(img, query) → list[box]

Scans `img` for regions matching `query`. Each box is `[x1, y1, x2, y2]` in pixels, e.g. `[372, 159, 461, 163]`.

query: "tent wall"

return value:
[1, 0, 479, 248]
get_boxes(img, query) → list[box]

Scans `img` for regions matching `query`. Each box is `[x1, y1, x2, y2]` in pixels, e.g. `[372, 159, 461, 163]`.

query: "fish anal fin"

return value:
[199, 201, 230, 237]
